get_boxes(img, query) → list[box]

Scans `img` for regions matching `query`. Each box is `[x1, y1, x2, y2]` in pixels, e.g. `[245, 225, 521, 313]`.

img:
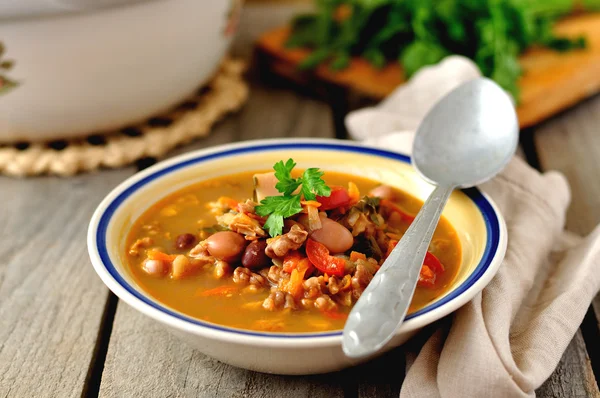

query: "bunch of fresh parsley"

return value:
[287, 0, 598, 100]
[255, 159, 331, 237]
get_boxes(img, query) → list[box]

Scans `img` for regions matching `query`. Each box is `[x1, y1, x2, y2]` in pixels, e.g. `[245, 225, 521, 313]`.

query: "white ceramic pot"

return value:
[0, 0, 242, 143]
[0, 0, 156, 19]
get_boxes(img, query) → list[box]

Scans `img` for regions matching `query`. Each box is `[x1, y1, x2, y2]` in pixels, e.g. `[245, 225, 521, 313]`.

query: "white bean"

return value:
[206, 231, 247, 261]
[310, 217, 354, 254]
[142, 259, 168, 277]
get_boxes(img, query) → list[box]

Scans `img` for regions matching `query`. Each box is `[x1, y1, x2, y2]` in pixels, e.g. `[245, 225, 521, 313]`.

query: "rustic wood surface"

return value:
[1, 3, 599, 398]
[0, 169, 135, 398]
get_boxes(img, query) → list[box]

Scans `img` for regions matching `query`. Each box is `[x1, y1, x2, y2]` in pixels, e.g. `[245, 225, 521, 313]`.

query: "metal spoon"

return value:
[342, 77, 519, 359]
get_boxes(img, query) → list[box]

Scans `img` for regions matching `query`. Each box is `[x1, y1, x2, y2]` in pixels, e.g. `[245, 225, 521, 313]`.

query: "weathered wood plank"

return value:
[99, 76, 338, 397]
[237, 83, 334, 140]
[537, 331, 599, 398]
[100, 303, 344, 398]
[0, 168, 136, 398]
[533, 94, 600, 396]
[534, 95, 600, 236]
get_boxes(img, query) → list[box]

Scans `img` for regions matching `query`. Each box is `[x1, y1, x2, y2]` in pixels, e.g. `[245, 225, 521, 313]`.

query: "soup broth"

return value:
[126, 170, 461, 333]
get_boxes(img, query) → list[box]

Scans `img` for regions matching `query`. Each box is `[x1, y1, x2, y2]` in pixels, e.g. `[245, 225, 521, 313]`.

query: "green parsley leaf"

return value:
[255, 159, 332, 237]
[256, 195, 302, 236]
[300, 168, 331, 200]
[256, 195, 303, 218]
[274, 159, 301, 196]
[262, 214, 284, 238]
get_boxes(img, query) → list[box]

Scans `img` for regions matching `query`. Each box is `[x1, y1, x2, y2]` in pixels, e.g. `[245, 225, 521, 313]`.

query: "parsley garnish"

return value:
[255, 159, 331, 237]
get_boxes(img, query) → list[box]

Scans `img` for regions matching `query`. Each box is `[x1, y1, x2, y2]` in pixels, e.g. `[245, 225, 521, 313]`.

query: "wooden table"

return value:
[1, 5, 599, 397]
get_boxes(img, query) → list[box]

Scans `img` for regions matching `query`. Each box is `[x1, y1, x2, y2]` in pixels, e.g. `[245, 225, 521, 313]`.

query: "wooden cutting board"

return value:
[255, 13, 600, 129]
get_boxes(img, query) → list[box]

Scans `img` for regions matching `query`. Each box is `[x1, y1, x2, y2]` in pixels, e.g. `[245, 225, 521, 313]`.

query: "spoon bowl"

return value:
[342, 77, 519, 359]
[413, 78, 519, 188]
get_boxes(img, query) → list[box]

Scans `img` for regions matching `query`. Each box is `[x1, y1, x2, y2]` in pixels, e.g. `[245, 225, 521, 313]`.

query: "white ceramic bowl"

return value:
[87, 138, 507, 375]
[0, 0, 241, 143]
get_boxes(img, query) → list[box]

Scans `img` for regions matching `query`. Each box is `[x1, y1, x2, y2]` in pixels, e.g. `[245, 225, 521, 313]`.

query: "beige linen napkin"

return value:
[346, 57, 600, 397]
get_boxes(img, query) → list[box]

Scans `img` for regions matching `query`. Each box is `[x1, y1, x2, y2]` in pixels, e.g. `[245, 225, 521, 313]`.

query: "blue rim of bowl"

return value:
[96, 141, 499, 338]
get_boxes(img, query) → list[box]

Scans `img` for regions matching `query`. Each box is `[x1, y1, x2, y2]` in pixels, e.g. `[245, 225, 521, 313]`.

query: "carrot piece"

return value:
[350, 251, 367, 262]
[284, 268, 307, 300]
[147, 249, 177, 263]
[283, 251, 314, 275]
[348, 182, 360, 205]
[196, 285, 239, 297]
[300, 200, 322, 207]
[283, 251, 303, 273]
[323, 311, 349, 321]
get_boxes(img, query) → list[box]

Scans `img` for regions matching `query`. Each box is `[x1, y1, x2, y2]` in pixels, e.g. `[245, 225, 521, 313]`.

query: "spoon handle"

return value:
[342, 184, 454, 358]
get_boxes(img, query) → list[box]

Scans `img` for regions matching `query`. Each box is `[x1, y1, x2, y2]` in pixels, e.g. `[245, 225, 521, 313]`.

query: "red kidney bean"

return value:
[175, 233, 197, 250]
[241, 240, 270, 269]
[205, 231, 247, 262]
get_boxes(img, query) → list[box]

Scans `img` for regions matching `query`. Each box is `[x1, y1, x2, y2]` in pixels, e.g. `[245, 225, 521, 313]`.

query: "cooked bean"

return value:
[314, 295, 338, 311]
[368, 185, 397, 201]
[241, 240, 270, 269]
[309, 217, 354, 254]
[175, 233, 197, 250]
[214, 260, 232, 278]
[172, 255, 194, 279]
[205, 231, 246, 262]
[142, 259, 168, 277]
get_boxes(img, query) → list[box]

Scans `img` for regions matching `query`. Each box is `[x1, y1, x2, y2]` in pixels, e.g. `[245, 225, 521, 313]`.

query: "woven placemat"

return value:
[0, 58, 248, 177]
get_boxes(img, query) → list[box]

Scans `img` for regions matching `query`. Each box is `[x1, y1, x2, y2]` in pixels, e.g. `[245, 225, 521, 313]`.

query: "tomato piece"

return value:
[418, 252, 444, 288]
[424, 251, 444, 273]
[418, 265, 436, 287]
[384, 242, 443, 288]
[305, 239, 346, 277]
[380, 199, 415, 223]
[316, 186, 352, 211]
